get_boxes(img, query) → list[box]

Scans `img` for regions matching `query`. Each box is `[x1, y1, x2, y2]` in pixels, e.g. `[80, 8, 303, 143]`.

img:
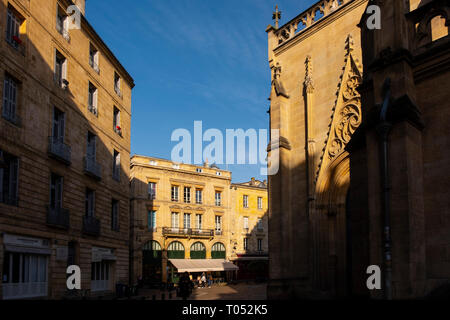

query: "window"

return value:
[54, 50, 68, 89]
[171, 185, 179, 201]
[258, 197, 263, 209]
[88, 82, 98, 115]
[49, 173, 63, 209]
[52, 107, 65, 142]
[244, 238, 248, 251]
[215, 215, 222, 232]
[183, 213, 191, 229]
[112, 150, 120, 181]
[184, 186, 191, 203]
[148, 210, 156, 231]
[257, 239, 263, 252]
[196, 168, 202, 173]
[243, 217, 249, 230]
[257, 218, 263, 231]
[114, 72, 121, 97]
[148, 182, 156, 200]
[195, 189, 202, 204]
[89, 44, 99, 72]
[195, 214, 202, 230]
[171, 212, 179, 229]
[216, 172, 221, 176]
[85, 188, 95, 217]
[6, 6, 23, 50]
[56, 6, 69, 41]
[0, 150, 19, 206]
[111, 199, 119, 231]
[2, 252, 48, 299]
[215, 191, 221, 206]
[86, 131, 96, 159]
[113, 106, 121, 135]
[2, 74, 19, 124]
[243, 195, 249, 208]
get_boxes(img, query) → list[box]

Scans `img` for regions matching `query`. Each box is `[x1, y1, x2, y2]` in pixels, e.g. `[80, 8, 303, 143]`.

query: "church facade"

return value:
[267, 0, 450, 299]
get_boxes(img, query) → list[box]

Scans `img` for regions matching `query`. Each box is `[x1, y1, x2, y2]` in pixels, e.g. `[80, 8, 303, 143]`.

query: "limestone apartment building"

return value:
[0, 0, 134, 299]
[230, 179, 268, 280]
[130, 155, 238, 284]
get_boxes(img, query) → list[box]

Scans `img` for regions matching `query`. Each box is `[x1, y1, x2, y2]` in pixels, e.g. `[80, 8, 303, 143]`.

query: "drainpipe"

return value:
[375, 78, 393, 300]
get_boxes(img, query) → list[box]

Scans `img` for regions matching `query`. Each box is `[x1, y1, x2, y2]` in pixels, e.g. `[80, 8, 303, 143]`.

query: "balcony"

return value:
[112, 168, 120, 182]
[46, 206, 70, 229]
[88, 104, 98, 116]
[83, 216, 100, 236]
[84, 156, 102, 180]
[0, 194, 19, 206]
[48, 137, 71, 165]
[2, 112, 21, 127]
[162, 227, 214, 238]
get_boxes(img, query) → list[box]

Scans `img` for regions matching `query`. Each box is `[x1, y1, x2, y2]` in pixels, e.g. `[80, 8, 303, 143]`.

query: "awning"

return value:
[169, 259, 239, 273]
[4, 244, 51, 255]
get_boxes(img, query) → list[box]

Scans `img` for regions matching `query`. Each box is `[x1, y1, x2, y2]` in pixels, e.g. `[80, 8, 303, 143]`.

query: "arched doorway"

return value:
[211, 242, 226, 259]
[190, 242, 206, 259]
[167, 241, 185, 259]
[142, 240, 162, 283]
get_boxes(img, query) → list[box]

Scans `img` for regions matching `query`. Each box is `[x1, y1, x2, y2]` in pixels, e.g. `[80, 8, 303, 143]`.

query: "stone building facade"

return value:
[129, 155, 233, 284]
[230, 179, 268, 281]
[0, 0, 134, 299]
[267, 0, 450, 299]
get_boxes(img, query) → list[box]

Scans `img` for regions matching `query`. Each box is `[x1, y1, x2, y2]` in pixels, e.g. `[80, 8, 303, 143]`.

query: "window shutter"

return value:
[62, 59, 67, 81]
[59, 113, 66, 141]
[10, 80, 16, 119]
[3, 79, 9, 117]
[93, 88, 98, 108]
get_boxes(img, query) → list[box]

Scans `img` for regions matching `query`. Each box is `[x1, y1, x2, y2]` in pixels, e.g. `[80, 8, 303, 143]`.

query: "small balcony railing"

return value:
[48, 136, 71, 165]
[83, 215, 100, 236]
[84, 156, 102, 180]
[162, 227, 214, 238]
[112, 168, 120, 182]
[2, 111, 21, 127]
[46, 206, 70, 229]
[1, 194, 19, 206]
[6, 36, 25, 55]
[88, 104, 98, 116]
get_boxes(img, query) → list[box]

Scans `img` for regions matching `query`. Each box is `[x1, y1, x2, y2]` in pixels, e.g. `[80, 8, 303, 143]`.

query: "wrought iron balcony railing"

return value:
[2, 112, 21, 127]
[47, 206, 70, 229]
[162, 227, 214, 238]
[84, 156, 102, 180]
[48, 136, 71, 165]
[83, 215, 100, 236]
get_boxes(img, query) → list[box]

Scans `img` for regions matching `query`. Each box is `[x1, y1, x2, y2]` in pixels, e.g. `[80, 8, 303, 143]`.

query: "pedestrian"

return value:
[178, 272, 192, 300]
[208, 274, 213, 288]
[197, 275, 202, 288]
[201, 273, 207, 288]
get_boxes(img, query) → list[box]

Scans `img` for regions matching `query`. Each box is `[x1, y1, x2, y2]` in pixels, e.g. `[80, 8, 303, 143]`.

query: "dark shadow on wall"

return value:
[0, 0, 130, 299]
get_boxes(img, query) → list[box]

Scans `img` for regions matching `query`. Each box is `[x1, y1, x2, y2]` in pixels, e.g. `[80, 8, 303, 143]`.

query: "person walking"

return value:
[208, 274, 213, 288]
[197, 275, 202, 288]
[178, 272, 193, 300]
[201, 273, 207, 288]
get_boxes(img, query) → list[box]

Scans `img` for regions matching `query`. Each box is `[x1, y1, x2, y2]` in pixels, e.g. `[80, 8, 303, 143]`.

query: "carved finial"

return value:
[273, 5, 281, 29]
[273, 62, 282, 80]
[304, 56, 314, 92]
[346, 34, 354, 55]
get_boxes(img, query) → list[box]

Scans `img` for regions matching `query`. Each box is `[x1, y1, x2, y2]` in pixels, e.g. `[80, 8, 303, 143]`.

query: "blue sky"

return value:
[86, 0, 315, 183]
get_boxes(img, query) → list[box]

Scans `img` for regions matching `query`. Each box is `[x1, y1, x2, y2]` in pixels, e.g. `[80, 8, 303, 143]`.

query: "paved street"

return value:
[138, 282, 267, 300]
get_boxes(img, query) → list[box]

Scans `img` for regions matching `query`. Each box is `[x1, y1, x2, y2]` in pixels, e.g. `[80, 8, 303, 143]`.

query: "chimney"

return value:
[73, 0, 86, 15]
[251, 177, 255, 185]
